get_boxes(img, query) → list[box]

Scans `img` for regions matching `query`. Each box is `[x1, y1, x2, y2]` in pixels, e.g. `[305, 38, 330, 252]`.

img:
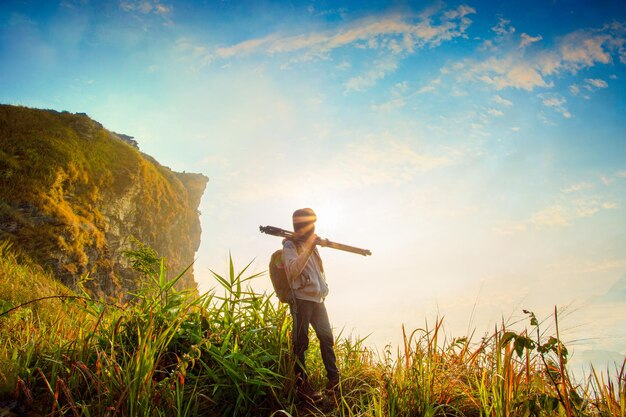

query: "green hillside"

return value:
[0, 105, 207, 297]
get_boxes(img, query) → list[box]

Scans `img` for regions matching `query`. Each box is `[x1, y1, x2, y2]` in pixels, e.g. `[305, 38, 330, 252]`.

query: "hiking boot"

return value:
[325, 378, 340, 395]
[296, 382, 323, 403]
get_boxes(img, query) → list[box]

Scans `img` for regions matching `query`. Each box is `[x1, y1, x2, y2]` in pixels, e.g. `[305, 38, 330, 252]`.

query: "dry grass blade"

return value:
[1, 248, 625, 416]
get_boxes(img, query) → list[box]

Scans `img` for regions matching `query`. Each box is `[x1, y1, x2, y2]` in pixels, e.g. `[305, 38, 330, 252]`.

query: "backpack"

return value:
[269, 249, 292, 303]
[268, 241, 323, 303]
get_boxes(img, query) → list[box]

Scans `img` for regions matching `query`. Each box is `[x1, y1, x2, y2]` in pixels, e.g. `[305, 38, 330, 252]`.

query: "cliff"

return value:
[0, 105, 208, 297]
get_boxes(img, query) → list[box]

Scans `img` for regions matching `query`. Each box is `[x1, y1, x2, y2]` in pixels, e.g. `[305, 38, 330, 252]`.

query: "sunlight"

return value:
[309, 200, 341, 237]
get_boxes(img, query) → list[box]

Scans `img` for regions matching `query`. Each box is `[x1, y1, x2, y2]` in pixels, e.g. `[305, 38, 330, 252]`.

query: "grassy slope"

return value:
[0, 104, 198, 295]
[1, 245, 624, 416]
[0, 242, 90, 390]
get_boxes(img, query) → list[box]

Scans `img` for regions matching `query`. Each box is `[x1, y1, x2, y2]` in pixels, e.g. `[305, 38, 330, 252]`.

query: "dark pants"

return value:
[290, 298, 339, 383]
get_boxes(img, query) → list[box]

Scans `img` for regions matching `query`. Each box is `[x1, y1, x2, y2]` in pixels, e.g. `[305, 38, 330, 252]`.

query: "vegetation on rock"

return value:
[0, 104, 207, 297]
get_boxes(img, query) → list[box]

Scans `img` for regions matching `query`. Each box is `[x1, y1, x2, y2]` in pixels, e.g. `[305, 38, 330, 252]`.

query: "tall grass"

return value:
[1, 248, 625, 416]
[1, 246, 296, 416]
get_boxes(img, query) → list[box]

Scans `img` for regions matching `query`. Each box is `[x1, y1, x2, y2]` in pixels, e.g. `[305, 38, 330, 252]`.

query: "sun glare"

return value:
[310, 201, 340, 237]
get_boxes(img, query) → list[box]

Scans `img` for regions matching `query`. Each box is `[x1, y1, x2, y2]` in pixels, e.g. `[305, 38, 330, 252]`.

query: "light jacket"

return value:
[283, 239, 329, 303]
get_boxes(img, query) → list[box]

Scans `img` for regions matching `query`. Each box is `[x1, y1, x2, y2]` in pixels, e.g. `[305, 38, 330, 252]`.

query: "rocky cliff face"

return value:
[0, 105, 208, 297]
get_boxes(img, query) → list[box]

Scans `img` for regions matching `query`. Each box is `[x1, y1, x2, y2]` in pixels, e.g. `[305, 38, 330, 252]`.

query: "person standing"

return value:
[282, 208, 339, 402]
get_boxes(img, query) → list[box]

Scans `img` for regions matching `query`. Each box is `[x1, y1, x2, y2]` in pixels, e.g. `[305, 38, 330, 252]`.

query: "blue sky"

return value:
[1, 0, 625, 375]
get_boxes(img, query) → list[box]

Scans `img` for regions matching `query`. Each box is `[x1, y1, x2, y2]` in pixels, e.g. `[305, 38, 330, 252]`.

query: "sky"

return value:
[1, 0, 625, 377]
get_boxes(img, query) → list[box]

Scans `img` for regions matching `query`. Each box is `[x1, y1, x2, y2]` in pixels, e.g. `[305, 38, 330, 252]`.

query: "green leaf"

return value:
[501, 331, 517, 346]
[523, 309, 539, 326]
[514, 337, 526, 358]
[210, 270, 231, 291]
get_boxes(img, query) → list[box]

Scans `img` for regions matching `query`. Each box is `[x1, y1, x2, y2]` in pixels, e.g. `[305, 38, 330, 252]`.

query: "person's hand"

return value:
[304, 233, 319, 251]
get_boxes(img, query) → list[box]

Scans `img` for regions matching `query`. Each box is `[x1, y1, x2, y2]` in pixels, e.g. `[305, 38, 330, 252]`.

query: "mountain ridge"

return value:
[0, 104, 208, 297]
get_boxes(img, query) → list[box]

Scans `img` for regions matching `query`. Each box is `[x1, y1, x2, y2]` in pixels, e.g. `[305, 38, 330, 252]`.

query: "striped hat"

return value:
[292, 208, 317, 232]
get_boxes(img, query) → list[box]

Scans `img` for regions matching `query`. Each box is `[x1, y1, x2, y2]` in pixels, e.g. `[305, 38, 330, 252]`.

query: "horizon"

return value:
[1, 0, 625, 376]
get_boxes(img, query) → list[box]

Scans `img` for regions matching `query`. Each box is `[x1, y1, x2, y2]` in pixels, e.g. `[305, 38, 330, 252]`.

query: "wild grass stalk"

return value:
[1, 247, 625, 416]
[589, 361, 626, 417]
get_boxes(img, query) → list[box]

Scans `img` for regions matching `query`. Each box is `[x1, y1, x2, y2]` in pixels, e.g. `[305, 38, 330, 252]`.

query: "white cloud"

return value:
[530, 205, 570, 227]
[500, 197, 615, 233]
[463, 57, 552, 90]
[336, 61, 351, 70]
[539, 93, 572, 118]
[409, 77, 441, 95]
[561, 182, 594, 193]
[345, 57, 398, 92]
[453, 22, 625, 92]
[569, 84, 583, 96]
[602, 202, 619, 209]
[569, 78, 608, 99]
[154, 4, 172, 15]
[584, 78, 608, 90]
[443, 4, 476, 20]
[370, 98, 405, 112]
[541, 96, 565, 107]
[520, 33, 543, 48]
[580, 258, 626, 273]
[335, 137, 452, 186]
[416, 85, 436, 94]
[487, 108, 504, 116]
[371, 81, 412, 110]
[492, 94, 513, 106]
[460, 58, 544, 89]
[119, 0, 172, 15]
[224, 134, 456, 204]
[492, 17, 515, 38]
[601, 176, 614, 185]
[496, 175, 620, 234]
[181, 5, 476, 90]
[480, 39, 495, 52]
[393, 81, 410, 94]
[538, 24, 625, 75]
[557, 32, 612, 70]
[537, 111, 555, 126]
[204, 5, 475, 64]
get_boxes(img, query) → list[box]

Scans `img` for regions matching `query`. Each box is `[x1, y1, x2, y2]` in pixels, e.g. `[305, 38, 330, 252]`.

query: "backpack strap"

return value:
[283, 239, 307, 291]
[312, 247, 324, 273]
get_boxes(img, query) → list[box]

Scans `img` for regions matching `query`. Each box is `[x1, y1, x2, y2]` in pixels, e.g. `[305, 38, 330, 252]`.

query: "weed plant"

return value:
[1, 245, 625, 416]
